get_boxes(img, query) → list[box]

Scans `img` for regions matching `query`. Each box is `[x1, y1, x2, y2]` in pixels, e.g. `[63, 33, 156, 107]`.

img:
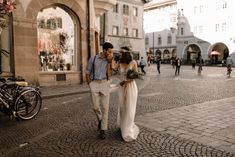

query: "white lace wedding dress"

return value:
[117, 61, 140, 142]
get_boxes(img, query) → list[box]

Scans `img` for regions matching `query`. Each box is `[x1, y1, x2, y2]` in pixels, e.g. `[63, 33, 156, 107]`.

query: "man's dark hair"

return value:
[103, 42, 113, 51]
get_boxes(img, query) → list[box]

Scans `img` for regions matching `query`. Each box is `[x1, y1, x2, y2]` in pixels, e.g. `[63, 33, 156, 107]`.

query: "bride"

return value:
[116, 48, 140, 142]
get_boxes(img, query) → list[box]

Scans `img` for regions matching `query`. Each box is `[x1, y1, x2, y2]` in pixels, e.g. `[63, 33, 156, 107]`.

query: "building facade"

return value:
[101, 0, 148, 61]
[144, 0, 235, 65]
[144, 0, 177, 62]
[0, 0, 116, 86]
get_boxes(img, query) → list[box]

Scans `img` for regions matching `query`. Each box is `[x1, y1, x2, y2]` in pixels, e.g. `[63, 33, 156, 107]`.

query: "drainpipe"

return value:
[87, 0, 91, 60]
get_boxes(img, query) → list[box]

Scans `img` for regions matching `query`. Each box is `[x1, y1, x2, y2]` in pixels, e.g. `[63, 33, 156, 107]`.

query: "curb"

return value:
[42, 90, 90, 99]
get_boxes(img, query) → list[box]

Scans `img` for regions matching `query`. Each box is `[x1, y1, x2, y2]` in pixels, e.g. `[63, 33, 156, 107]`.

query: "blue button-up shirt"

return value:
[86, 54, 108, 80]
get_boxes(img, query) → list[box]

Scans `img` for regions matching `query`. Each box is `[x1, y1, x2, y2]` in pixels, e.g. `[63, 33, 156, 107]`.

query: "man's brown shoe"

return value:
[99, 130, 105, 139]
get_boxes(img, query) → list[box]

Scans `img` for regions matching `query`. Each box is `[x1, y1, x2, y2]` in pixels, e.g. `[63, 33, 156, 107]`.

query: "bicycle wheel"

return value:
[14, 89, 42, 120]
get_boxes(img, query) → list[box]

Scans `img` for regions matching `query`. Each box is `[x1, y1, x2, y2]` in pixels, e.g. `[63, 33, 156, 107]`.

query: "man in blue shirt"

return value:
[86, 42, 113, 139]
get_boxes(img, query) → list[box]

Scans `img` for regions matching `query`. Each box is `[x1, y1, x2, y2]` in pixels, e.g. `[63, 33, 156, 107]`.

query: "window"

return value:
[199, 26, 203, 33]
[222, 0, 227, 9]
[194, 6, 198, 14]
[133, 7, 138, 16]
[222, 22, 226, 31]
[112, 26, 119, 35]
[132, 29, 138, 37]
[145, 37, 149, 46]
[123, 28, 128, 36]
[199, 5, 203, 13]
[181, 27, 184, 35]
[158, 35, 162, 45]
[216, 24, 219, 32]
[113, 4, 118, 13]
[123, 5, 129, 15]
[167, 34, 172, 44]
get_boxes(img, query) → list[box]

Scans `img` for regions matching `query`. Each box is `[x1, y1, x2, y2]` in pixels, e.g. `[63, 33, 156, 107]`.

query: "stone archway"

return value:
[155, 49, 161, 57]
[13, 0, 87, 85]
[208, 42, 229, 64]
[184, 44, 201, 64]
[163, 49, 170, 63]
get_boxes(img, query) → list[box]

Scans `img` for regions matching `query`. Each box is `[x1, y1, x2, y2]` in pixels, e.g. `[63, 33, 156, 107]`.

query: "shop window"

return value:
[37, 7, 75, 72]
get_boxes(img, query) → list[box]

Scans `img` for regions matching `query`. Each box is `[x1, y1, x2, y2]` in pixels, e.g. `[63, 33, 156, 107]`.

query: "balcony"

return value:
[94, 0, 117, 16]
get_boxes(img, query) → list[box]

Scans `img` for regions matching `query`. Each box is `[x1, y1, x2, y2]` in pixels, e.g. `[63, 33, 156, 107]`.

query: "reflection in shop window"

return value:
[37, 7, 75, 72]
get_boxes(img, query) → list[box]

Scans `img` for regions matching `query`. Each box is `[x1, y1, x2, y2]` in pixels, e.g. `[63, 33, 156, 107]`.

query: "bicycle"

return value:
[0, 77, 42, 120]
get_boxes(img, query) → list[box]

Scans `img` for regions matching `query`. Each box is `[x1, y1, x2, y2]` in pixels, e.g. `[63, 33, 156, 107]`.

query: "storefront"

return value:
[1, 0, 116, 86]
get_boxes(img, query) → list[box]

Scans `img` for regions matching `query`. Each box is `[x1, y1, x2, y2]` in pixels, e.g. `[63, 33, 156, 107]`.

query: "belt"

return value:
[93, 79, 107, 83]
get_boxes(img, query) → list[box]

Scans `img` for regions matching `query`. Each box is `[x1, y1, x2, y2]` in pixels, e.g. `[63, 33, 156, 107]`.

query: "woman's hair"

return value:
[119, 51, 133, 64]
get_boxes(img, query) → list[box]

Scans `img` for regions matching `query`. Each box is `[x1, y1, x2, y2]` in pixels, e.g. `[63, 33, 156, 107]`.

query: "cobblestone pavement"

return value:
[0, 65, 234, 157]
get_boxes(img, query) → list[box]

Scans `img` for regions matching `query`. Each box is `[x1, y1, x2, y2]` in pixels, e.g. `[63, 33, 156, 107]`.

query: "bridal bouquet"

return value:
[126, 69, 143, 80]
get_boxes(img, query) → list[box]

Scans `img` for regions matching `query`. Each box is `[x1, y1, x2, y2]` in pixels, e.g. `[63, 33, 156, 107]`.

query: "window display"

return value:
[37, 7, 75, 72]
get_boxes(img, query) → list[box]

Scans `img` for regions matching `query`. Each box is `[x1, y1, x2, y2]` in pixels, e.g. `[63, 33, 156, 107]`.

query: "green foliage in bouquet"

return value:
[126, 69, 143, 80]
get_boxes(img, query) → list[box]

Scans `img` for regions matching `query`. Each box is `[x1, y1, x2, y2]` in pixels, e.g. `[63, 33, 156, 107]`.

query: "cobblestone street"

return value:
[0, 65, 235, 157]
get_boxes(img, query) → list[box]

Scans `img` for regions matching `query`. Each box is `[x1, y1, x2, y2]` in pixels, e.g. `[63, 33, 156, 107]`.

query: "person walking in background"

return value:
[198, 56, 203, 74]
[226, 55, 233, 76]
[192, 58, 196, 70]
[86, 42, 113, 139]
[147, 55, 151, 67]
[171, 57, 175, 69]
[156, 56, 161, 74]
[175, 58, 182, 76]
[139, 57, 146, 75]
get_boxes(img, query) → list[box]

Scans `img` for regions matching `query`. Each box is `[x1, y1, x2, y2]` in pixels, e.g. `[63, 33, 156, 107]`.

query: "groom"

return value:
[86, 42, 113, 139]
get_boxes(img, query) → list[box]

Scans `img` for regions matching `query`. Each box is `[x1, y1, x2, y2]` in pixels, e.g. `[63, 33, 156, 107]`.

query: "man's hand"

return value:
[86, 74, 91, 85]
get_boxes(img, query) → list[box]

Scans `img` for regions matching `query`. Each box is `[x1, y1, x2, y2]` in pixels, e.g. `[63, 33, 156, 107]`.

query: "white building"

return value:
[144, 0, 177, 62]
[144, 0, 235, 65]
[101, 0, 149, 60]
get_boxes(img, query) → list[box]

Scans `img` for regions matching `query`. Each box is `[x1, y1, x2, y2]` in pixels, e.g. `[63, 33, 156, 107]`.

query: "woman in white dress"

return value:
[117, 50, 140, 142]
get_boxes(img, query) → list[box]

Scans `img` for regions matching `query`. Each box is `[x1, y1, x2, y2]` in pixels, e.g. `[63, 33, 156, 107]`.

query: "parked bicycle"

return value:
[0, 77, 42, 120]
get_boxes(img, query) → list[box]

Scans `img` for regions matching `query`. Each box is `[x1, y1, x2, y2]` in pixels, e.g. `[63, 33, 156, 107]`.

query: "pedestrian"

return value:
[175, 58, 182, 75]
[147, 55, 151, 67]
[226, 55, 233, 76]
[192, 58, 196, 70]
[117, 50, 140, 142]
[156, 56, 161, 74]
[198, 56, 203, 74]
[171, 58, 175, 69]
[86, 42, 113, 139]
[139, 57, 146, 75]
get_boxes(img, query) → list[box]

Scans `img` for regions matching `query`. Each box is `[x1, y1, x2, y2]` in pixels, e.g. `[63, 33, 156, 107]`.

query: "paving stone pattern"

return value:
[0, 65, 234, 157]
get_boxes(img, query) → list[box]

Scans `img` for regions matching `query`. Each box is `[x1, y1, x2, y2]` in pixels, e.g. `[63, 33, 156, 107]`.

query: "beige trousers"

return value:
[89, 80, 110, 130]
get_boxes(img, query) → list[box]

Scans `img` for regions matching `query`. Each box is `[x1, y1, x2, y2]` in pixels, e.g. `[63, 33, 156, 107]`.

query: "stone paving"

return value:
[136, 97, 235, 153]
[0, 64, 235, 157]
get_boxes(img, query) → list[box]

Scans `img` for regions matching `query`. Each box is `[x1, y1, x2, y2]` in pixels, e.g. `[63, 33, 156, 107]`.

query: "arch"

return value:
[183, 44, 201, 63]
[171, 48, 176, 59]
[208, 42, 229, 64]
[26, 0, 86, 28]
[155, 49, 161, 57]
[163, 49, 170, 63]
